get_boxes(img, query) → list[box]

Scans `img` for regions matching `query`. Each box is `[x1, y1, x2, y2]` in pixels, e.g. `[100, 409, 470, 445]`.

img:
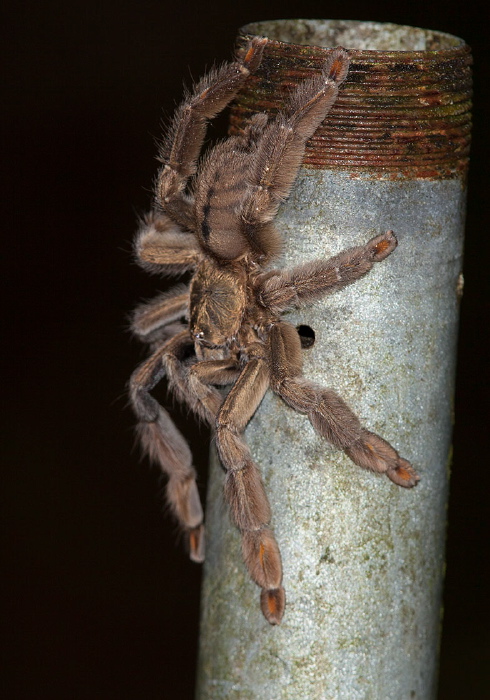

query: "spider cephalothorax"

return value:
[129, 39, 419, 625]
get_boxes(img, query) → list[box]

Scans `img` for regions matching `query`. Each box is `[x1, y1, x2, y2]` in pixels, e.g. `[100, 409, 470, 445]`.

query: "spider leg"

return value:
[129, 336, 205, 562]
[256, 231, 398, 314]
[269, 323, 420, 488]
[232, 112, 269, 151]
[160, 331, 224, 426]
[188, 359, 241, 387]
[240, 48, 349, 229]
[135, 211, 200, 275]
[131, 284, 189, 343]
[156, 38, 267, 209]
[215, 354, 285, 625]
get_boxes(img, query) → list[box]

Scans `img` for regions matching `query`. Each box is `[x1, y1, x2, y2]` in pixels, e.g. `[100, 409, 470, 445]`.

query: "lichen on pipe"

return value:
[196, 19, 471, 699]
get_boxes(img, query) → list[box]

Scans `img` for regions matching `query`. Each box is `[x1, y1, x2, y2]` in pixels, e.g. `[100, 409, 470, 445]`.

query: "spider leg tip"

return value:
[389, 459, 420, 488]
[188, 524, 205, 562]
[260, 587, 286, 625]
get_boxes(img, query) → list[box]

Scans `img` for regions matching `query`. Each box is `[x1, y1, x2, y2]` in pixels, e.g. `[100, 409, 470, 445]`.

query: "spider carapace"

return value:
[129, 38, 419, 625]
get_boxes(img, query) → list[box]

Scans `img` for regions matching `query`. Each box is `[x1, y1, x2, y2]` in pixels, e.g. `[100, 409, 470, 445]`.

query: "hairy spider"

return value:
[129, 39, 419, 625]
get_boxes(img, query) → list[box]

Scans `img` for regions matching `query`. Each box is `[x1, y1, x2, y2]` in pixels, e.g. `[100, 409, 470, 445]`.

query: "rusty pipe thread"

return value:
[232, 21, 472, 179]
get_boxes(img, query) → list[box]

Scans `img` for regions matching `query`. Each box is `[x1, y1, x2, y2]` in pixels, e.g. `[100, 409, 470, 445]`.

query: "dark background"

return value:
[3, 1, 488, 697]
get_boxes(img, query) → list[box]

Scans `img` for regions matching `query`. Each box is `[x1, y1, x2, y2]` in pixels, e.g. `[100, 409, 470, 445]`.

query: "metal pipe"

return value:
[196, 20, 471, 699]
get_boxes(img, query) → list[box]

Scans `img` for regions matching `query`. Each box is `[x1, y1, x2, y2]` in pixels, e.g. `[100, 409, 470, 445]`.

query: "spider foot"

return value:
[367, 230, 398, 261]
[325, 47, 350, 83]
[188, 523, 205, 563]
[386, 458, 420, 488]
[242, 528, 284, 624]
[260, 586, 286, 625]
[345, 430, 420, 488]
[242, 36, 268, 73]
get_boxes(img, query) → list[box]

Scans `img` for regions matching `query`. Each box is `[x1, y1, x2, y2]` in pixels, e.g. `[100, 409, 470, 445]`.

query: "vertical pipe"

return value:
[196, 20, 471, 699]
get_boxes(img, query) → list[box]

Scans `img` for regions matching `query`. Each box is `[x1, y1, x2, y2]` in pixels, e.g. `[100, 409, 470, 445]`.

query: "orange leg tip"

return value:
[244, 37, 267, 66]
[244, 45, 255, 63]
[398, 466, 412, 481]
[189, 525, 205, 563]
[371, 231, 397, 260]
[388, 460, 420, 488]
[260, 587, 285, 625]
[375, 239, 391, 254]
[329, 59, 344, 80]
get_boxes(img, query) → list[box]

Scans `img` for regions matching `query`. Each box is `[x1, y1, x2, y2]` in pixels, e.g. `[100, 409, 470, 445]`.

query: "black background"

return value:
[3, 1, 489, 697]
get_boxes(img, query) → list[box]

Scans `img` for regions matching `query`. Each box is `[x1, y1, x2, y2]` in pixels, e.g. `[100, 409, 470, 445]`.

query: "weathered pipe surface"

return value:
[196, 20, 471, 700]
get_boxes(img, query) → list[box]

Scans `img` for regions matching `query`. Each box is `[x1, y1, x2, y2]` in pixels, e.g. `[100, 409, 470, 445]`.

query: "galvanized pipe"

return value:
[196, 20, 471, 700]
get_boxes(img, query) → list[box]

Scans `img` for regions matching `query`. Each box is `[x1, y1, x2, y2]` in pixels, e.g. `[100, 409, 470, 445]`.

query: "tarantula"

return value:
[129, 39, 419, 625]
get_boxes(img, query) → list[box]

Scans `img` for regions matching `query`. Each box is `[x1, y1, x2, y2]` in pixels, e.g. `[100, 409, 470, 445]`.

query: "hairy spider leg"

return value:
[239, 48, 350, 238]
[185, 46, 349, 264]
[188, 358, 241, 388]
[131, 321, 244, 564]
[215, 354, 285, 624]
[131, 284, 189, 347]
[135, 211, 200, 276]
[257, 231, 399, 314]
[268, 323, 419, 487]
[161, 331, 223, 426]
[156, 37, 267, 224]
[129, 335, 205, 562]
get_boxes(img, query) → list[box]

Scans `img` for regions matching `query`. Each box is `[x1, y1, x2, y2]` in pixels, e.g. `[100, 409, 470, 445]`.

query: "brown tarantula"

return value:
[129, 39, 419, 625]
